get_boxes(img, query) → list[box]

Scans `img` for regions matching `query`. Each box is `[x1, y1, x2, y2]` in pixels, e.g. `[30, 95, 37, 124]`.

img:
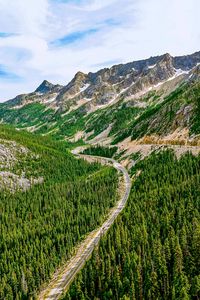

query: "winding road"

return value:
[38, 152, 131, 300]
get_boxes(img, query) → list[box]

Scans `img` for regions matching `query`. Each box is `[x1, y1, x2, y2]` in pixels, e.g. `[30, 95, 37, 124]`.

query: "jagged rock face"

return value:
[35, 80, 54, 94]
[56, 72, 88, 102]
[4, 51, 200, 112]
[54, 51, 200, 111]
[123, 54, 176, 97]
[35, 80, 62, 94]
[174, 51, 200, 70]
[55, 55, 168, 109]
[6, 80, 63, 108]
[1, 51, 200, 147]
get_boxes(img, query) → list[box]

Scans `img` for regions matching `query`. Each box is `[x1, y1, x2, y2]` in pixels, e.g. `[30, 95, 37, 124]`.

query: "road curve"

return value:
[38, 153, 131, 300]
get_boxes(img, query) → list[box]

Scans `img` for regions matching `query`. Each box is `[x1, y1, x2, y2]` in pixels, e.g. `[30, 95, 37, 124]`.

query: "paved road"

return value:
[38, 153, 131, 300]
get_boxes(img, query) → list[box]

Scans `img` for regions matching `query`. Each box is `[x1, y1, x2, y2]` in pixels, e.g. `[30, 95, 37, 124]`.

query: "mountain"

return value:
[0, 51, 200, 149]
[35, 79, 62, 94]
[1, 51, 200, 300]
[55, 51, 200, 112]
[5, 80, 63, 110]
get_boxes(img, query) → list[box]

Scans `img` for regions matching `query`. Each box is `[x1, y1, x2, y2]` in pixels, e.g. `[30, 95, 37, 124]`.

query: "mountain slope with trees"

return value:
[0, 125, 118, 299]
[64, 150, 200, 300]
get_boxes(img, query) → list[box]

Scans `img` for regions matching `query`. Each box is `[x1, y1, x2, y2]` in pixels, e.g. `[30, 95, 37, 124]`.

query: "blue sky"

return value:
[0, 65, 21, 80]
[0, 0, 199, 101]
[52, 28, 99, 46]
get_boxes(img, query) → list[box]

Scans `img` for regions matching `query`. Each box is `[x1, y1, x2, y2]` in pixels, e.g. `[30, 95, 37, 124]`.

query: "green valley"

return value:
[0, 125, 118, 299]
[0, 50, 200, 300]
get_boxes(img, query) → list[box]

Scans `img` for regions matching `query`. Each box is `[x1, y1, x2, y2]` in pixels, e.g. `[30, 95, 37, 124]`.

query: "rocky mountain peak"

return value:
[4, 50, 200, 114]
[162, 53, 172, 60]
[71, 71, 88, 87]
[131, 53, 173, 84]
[158, 53, 173, 68]
[74, 71, 87, 80]
[35, 80, 63, 95]
[174, 51, 200, 71]
[35, 80, 55, 94]
[55, 71, 89, 105]
[66, 71, 88, 90]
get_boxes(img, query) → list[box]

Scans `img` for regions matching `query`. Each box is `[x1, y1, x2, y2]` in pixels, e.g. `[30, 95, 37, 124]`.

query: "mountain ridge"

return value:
[5, 51, 200, 110]
[0, 50, 199, 153]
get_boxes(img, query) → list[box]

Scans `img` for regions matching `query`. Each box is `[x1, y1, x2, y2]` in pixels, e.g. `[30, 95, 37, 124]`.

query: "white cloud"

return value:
[0, 0, 199, 101]
[0, 0, 49, 36]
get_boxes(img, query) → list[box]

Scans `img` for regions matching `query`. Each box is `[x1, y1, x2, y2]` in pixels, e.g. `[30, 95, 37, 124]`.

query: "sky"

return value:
[0, 0, 199, 101]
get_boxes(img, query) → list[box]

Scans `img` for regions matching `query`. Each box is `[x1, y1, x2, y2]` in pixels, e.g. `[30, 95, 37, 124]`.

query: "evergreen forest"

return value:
[0, 125, 118, 299]
[65, 150, 200, 300]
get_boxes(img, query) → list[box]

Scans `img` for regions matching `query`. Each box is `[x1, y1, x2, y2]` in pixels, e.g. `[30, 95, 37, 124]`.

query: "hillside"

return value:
[64, 150, 200, 300]
[0, 125, 118, 299]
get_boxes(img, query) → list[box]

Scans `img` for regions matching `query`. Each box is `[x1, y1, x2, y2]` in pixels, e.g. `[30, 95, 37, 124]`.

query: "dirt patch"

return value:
[87, 124, 113, 145]
[117, 134, 200, 168]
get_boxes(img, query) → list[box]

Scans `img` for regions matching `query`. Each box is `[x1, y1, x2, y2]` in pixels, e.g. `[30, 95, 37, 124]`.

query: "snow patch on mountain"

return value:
[80, 83, 90, 93]
[148, 64, 156, 69]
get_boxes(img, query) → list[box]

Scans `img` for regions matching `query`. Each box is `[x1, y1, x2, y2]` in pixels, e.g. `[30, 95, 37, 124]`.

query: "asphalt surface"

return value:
[38, 153, 131, 300]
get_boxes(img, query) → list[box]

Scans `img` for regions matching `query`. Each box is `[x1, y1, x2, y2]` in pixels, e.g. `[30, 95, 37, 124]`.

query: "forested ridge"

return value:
[0, 125, 118, 299]
[65, 150, 200, 300]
